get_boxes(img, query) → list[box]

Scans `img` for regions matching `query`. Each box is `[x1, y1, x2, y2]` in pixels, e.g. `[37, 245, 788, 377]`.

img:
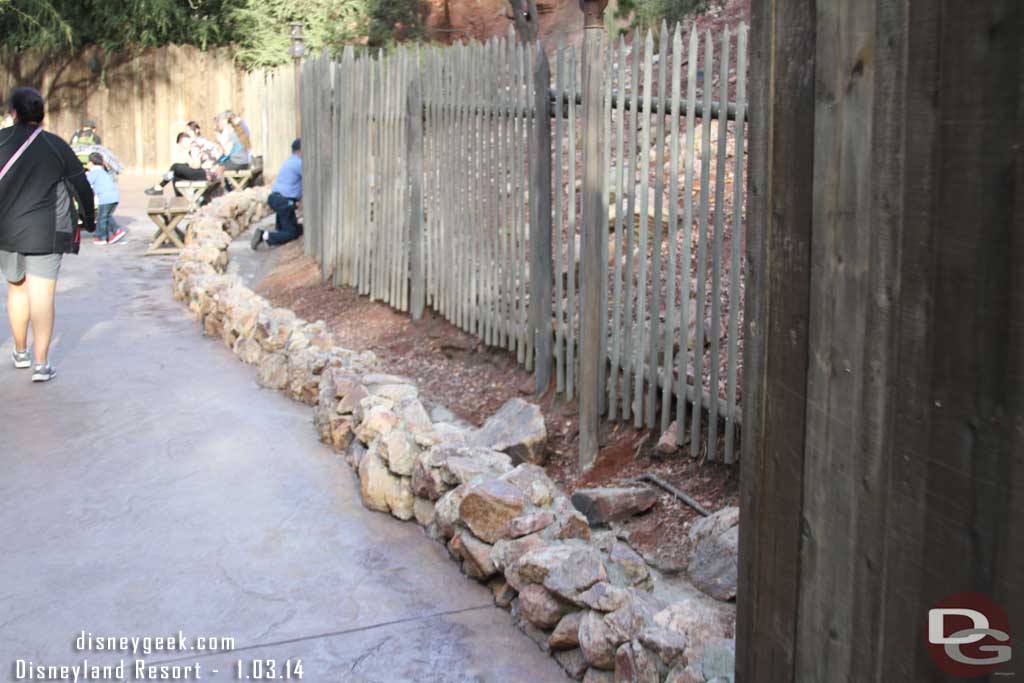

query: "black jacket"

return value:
[0, 123, 95, 254]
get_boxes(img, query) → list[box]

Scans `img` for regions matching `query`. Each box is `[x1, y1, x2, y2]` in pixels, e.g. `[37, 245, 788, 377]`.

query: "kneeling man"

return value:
[251, 138, 302, 249]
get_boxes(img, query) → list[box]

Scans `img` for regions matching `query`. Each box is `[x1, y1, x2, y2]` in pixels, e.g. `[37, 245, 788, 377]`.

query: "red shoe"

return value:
[108, 229, 127, 244]
[94, 237, 108, 246]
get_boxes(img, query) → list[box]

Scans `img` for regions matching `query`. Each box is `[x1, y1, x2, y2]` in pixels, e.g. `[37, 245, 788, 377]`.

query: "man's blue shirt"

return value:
[272, 153, 302, 200]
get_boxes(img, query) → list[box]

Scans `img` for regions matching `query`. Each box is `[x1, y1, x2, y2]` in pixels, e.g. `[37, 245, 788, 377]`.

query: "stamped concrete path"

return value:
[0, 177, 568, 682]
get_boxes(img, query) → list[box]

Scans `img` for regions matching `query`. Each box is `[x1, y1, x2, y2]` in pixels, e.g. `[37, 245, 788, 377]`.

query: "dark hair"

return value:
[88, 152, 105, 167]
[186, 121, 200, 133]
[10, 87, 44, 124]
[176, 132, 190, 144]
[292, 138, 301, 151]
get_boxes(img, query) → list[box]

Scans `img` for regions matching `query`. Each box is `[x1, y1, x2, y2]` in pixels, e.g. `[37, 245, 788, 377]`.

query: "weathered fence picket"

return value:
[300, 23, 748, 464]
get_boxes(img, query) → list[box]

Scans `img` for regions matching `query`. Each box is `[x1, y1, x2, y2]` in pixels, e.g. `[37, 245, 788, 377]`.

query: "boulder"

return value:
[687, 507, 739, 601]
[506, 543, 582, 591]
[544, 501, 592, 542]
[356, 405, 399, 444]
[286, 347, 332, 404]
[379, 430, 420, 476]
[336, 384, 370, 416]
[542, 546, 608, 603]
[413, 497, 436, 527]
[579, 610, 619, 670]
[386, 476, 415, 521]
[468, 398, 548, 464]
[488, 577, 517, 608]
[613, 641, 660, 683]
[549, 611, 584, 650]
[232, 336, 263, 365]
[255, 352, 289, 390]
[700, 639, 735, 682]
[358, 448, 401, 514]
[638, 627, 687, 668]
[607, 542, 653, 590]
[555, 648, 590, 680]
[570, 487, 658, 526]
[443, 448, 514, 486]
[450, 530, 498, 580]
[664, 663, 704, 683]
[458, 479, 526, 543]
[518, 584, 567, 629]
[504, 511, 556, 538]
[501, 464, 557, 506]
[605, 597, 655, 643]
[652, 598, 734, 665]
[370, 383, 419, 403]
[398, 398, 434, 437]
[253, 307, 299, 352]
[433, 483, 472, 539]
[411, 450, 451, 501]
[491, 533, 547, 574]
[655, 423, 681, 454]
[576, 583, 631, 612]
[584, 669, 615, 683]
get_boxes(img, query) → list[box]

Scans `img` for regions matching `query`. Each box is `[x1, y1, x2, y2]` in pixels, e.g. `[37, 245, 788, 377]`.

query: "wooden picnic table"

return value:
[175, 179, 220, 211]
[224, 155, 264, 192]
[145, 196, 191, 256]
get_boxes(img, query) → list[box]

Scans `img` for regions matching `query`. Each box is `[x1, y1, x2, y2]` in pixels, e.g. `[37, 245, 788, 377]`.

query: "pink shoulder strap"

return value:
[0, 126, 43, 182]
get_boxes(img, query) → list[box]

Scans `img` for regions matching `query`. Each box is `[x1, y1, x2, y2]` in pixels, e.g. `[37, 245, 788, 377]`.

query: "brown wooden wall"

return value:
[738, 0, 1023, 681]
[0, 45, 292, 173]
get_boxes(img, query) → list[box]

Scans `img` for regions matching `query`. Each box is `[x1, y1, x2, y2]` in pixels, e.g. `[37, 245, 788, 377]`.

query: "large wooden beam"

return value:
[739, 1, 1023, 681]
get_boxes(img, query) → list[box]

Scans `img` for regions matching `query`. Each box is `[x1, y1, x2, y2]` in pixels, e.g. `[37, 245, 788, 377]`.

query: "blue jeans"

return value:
[96, 203, 119, 240]
[267, 192, 302, 246]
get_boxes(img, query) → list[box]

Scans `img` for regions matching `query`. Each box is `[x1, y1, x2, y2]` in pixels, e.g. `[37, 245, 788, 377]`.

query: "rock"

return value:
[700, 639, 735, 682]
[387, 476, 415, 521]
[576, 583, 631, 612]
[450, 531, 498, 580]
[555, 648, 590, 680]
[369, 383, 419, 402]
[542, 546, 608, 603]
[512, 610, 552, 653]
[443, 448, 514, 486]
[549, 611, 584, 650]
[652, 598, 734, 664]
[607, 542, 653, 590]
[413, 497, 436, 527]
[255, 352, 288, 390]
[656, 423, 680, 454]
[605, 598, 654, 643]
[583, 669, 615, 683]
[571, 487, 658, 526]
[518, 584, 567, 629]
[458, 479, 526, 543]
[253, 307, 298, 352]
[362, 372, 414, 386]
[545, 500, 592, 542]
[345, 441, 367, 470]
[664, 663, 704, 683]
[329, 416, 355, 451]
[411, 450, 450, 501]
[488, 578, 517, 608]
[379, 430, 420, 476]
[469, 398, 548, 465]
[398, 398, 434, 436]
[433, 483, 472, 539]
[613, 641, 660, 683]
[286, 347, 332, 404]
[638, 627, 687, 667]
[506, 543, 580, 591]
[356, 405, 399, 444]
[687, 507, 739, 601]
[504, 511, 556, 538]
[233, 336, 263, 365]
[336, 384, 369, 416]
[579, 610, 619, 670]
[358, 448, 401, 514]
[491, 533, 546, 573]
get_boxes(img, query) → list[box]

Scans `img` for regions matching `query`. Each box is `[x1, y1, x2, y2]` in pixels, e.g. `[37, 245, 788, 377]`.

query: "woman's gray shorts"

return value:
[0, 251, 63, 282]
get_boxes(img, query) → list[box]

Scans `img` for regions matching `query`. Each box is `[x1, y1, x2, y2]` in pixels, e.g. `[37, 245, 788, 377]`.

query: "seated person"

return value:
[214, 112, 250, 171]
[251, 138, 302, 249]
[144, 130, 222, 196]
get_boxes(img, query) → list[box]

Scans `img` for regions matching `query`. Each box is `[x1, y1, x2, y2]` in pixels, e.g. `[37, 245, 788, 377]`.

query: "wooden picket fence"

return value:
[301, 22, 748, 463]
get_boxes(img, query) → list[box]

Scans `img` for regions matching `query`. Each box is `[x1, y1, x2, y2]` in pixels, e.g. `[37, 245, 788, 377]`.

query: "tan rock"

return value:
[504, 511, 556, 538]
[358, 447, 401, 514]
[519, 584, 567, 629]
[386, 476, 415, 521]
[579, 610, 619, 670]
[576, 583, 631, 612]
[458, 479, 526, 543]
[490, 533, 546, 574]
[570, 487, 659, 526]
[638, 627, 687, 668]
[356, 405, 399, 444]
[434, 483, 472, 539]
[450, 531, 498, 580]
[488, 577, 517, 608]
[413, 497, 436, 527]
[549, 611, 584, 650]
[555, 648, 589, 680]
[255, 352, 289, 390]
[380, 430, 420, 476]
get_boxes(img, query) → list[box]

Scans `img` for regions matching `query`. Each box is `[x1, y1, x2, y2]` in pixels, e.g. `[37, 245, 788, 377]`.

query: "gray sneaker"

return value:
[12, 349, 30, 369]
[31, 363, 56, 382]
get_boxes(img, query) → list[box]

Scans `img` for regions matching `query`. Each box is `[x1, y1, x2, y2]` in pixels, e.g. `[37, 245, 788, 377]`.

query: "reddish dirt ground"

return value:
[256, 239, 739, 573]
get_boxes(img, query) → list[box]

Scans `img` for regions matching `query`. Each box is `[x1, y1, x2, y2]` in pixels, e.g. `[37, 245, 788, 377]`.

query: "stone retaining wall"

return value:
[171, 189, 738, 683]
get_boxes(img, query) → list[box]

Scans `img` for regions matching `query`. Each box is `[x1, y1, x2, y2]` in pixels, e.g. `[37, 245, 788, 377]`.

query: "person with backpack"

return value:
[0, 87, 95, 382]
[85, 152, 126, 245]
[70, 118, 102, 165]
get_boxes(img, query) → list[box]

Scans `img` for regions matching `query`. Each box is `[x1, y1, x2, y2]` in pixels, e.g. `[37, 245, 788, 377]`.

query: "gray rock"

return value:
[458, 479, 526, 543]
[607, 541, 653, 591]
[543, 546, 608, 603]
[700, 638, 735, 682]
[579, 610, 619, 670]
[555, 648, 590, 680]
[255, 352, 288, 390]
[576, 582, 631, 612]
[687, 507, 739, 601]
[491, 533, 547, 574]
[504, 511, 557, 538]
[518, 584, 567, 629]
[656, 422, 681, 454]
[664, 663, 703, 683]
[638, 627, 687, 667]
[613, 640, 660, 683]
[549, 610, 584, 650]
[571, 487, 658, 526]
[652, 598, 734, 666]
[469, 398, 548, 465]
[583, 669, 615, 683]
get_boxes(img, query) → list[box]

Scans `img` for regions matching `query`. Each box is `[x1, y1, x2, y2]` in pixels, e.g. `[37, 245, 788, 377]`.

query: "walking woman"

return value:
[0, 87, 95, 382]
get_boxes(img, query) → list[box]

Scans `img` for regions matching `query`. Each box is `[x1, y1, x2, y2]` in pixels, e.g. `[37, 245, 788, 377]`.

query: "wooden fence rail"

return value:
[301, 22, 748, 464]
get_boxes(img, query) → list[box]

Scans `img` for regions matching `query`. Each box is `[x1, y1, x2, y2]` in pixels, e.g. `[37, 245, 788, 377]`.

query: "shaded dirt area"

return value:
[256, 239, 738, 572]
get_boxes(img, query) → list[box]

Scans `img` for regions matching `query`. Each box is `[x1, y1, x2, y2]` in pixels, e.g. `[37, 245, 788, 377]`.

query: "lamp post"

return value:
[290, 21, 306, 137]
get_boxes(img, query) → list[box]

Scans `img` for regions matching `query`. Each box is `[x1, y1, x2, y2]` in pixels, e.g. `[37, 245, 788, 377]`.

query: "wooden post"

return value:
[738, 1, 1023, 681]
[529, 46, 554, 396]
[407, 74, 426, 320]
[577, 0, 609, 471]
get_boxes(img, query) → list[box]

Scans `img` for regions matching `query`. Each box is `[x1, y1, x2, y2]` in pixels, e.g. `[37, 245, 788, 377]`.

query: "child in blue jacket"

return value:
[86, 152, 126, 245]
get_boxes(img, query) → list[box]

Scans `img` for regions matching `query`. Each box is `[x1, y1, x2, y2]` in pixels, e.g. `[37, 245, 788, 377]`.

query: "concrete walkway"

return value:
[0, 177, 568, 682]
